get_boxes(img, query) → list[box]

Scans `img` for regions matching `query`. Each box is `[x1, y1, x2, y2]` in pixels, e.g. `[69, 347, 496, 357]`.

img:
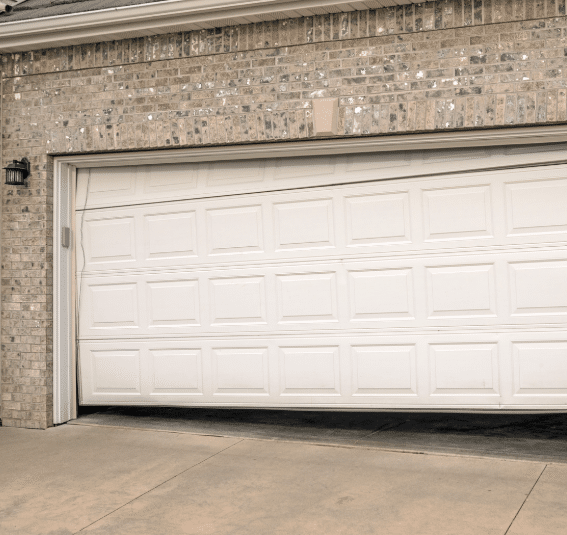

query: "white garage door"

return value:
[76, 148, 567, 409]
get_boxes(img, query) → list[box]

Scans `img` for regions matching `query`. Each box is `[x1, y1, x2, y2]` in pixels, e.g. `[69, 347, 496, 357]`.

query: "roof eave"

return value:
[0, 0, 413, 54]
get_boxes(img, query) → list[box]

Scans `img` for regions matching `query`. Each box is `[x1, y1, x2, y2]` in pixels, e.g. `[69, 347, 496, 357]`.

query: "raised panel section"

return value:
[277, 272, 337, 323]
[150, 349, 202, 394]
[513, 342, 567, 394]
[506, 178, 567, 235]
[427, 264, 496, 318]
[430, 344, 498, 394]
[349, 269, 414, 320]
[147, 280, 199, 326]
[274, 199, 334, 250]
[423, 185, 492, 240]
[510, 261, 567, 316]
[280, 347, 339, 395]
[207, 205, 263, 255]
[352, 345, 416, 395]
[210, 276, 266, 325]
[207, 159, 264, 186]
[143, 163, 198, 192]
[85, 217, 136, 264]
[145, 212, 197, 259]
[88, 168, 136, 194]
[274, 156, 334, 180]
[345, 192, 410, 246]
[90, 283, 138, 328]
[213, 348, 269, 394]
[77, 168, 137, 210]
[91, 350, 141, 393]
[344, 152, 410, 172]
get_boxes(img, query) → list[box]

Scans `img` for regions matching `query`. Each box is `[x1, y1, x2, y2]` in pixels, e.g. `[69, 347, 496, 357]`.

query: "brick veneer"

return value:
[1, 0, 567, 428]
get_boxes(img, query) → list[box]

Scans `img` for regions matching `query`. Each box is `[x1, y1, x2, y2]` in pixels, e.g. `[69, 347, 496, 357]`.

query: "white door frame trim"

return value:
[52, 126, 567, 424]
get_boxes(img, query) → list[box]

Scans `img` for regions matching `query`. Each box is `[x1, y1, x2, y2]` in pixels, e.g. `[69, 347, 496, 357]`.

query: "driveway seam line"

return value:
[73, 438, 244, 534]
[503, 463, 547, 535]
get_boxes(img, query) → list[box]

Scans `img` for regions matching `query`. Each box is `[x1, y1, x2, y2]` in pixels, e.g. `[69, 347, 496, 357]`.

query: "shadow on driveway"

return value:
[74, 406, 567, 463]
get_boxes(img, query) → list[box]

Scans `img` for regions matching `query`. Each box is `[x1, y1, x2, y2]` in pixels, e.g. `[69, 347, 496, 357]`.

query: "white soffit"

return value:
[0, 0, 418, 53]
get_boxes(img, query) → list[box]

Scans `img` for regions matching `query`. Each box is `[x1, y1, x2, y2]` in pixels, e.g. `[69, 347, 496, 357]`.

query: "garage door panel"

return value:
[86, 281, 141, 331]
[206, 159, 267, 186]
[76, 167, 137, 209]
[345, 258, 501, 329]
[348, 268, 415, 321]
[351, 345, 418, 396]
[79, 334, 567, 407]
[80, 347, 143, 399]
[510, 260, 567, 317]
[80, 274, 197, 337]
[276, 271, 339, 324]
[273, 155, 336, 180]
[77, 165, 199, 209]
[425, 264, 497, 319]
[78, 157, 567, 409]
[206, 204, 265, 256]
[77, 148, 567, 211]
[145, 211, 198, 260]
[78, 170, 567, 275]
[429, 343, 500, 396]
[279, 346, 341, 396]
[505, 176, 567, 236]
[78, 253, 567, 340]
[274, 198, 336, 251]
[149, 348, 203, 395]
[422, 184, 493, 241]
[209, 276, 268, 325]
[147, 279, 201, 327]
[345, 191, 412, 247]
[513, 341, 567, 396]
[82, 216, 137, 267]
[212, 347, 270, 396]
[142, 163, 199, 194]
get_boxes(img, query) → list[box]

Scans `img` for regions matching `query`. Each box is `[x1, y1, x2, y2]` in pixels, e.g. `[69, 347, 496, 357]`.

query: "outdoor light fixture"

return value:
[4, 158, 30, 186]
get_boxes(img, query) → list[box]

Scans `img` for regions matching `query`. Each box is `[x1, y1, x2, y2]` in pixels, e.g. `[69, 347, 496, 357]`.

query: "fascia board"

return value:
[0, 0, 405, 53]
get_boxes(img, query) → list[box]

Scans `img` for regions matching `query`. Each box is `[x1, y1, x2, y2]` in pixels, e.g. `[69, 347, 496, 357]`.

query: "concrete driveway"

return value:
[1, 422, 565, 535]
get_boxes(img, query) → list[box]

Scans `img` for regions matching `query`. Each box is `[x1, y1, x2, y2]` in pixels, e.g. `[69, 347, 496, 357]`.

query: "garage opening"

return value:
[73, 145, 567, 410]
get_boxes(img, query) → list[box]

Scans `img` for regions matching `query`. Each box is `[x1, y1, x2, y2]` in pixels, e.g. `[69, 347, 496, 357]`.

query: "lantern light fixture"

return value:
[4, 158, 30, 186]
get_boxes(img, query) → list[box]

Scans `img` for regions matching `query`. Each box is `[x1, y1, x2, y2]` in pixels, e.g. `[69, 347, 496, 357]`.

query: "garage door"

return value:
[76, 148, 567, 409]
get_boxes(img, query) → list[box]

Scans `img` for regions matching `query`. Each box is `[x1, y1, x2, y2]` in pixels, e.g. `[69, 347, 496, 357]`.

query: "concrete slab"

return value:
[74, 407, 567, 463]
[0, 425, 239, 535]
[507, 464, 567, 535]
[80, 439, 546, 535]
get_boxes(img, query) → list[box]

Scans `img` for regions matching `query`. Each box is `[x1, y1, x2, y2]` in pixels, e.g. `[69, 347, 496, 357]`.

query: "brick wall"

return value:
[2, 0, 567, 428]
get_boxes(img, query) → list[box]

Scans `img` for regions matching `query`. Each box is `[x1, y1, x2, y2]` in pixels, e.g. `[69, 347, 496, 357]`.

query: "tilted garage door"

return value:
[76, 147, 567, 409]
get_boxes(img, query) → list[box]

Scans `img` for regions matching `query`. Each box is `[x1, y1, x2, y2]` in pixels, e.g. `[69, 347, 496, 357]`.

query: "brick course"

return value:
[1, 0, 567, 428]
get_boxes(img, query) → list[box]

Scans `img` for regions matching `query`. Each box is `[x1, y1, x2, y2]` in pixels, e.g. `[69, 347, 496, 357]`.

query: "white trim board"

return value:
[53, 161, 76, 425]
[53, 129, 567, 423]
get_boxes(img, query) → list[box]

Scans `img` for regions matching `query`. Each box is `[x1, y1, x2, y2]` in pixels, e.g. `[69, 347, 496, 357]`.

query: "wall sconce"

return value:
[4, 158, 30, 186]
[0, 3, 14, 14]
